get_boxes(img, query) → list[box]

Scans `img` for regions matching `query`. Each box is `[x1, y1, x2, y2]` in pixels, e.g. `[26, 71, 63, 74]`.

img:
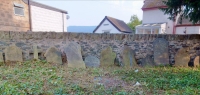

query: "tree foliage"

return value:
[127, 15, 142, 32]
[161, 0, 200, 24]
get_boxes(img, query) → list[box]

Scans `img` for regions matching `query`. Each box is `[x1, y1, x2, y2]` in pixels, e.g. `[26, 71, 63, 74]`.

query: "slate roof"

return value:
[93, 16, 133, 33]
[142, 0, 167, 9]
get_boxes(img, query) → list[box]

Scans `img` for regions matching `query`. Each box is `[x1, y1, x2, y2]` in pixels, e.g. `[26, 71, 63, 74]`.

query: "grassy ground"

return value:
[0, 61, 199, 95]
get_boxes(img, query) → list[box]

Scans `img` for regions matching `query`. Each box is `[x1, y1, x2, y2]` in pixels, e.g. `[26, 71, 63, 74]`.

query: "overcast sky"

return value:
[34, 0, 144, 26]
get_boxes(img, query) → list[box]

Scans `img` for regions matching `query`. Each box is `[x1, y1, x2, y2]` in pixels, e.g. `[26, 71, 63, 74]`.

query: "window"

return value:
[103, 30, 110, 33]
[103, 24, 109, 26]
[14, 3, 24, 16]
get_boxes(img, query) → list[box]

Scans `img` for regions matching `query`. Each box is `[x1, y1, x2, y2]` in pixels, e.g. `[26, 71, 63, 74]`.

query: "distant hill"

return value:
[67, 26, 97, 33]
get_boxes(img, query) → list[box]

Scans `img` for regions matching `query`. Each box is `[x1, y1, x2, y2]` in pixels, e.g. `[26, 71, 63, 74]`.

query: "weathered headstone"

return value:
[0, 52, 3, 63]
[33, 44, 39, 60]
[140, 55, 155, 67]
[84, 55, 100, 67]
[44, 47, 62, 65]
[4, 45, 23, 62]
[100, 46, 116, 66]
[121, 46, 137, 67]
[64, 42, 86, 68]
[174, 48, 190, 67]
[153, 38, 169, 66]
[194, 56, 200, 67]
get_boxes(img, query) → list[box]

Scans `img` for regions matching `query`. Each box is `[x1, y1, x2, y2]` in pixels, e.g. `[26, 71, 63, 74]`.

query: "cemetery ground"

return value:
[0, 61, 199, 95]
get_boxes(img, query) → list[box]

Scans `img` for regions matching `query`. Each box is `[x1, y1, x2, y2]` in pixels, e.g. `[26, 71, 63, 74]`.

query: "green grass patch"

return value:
[0, 61, 199, 94]
[113, 67, 200, 95]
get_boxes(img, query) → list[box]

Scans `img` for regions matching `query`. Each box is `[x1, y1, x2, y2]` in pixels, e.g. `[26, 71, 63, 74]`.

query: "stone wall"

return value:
[0, 0, 30, 31]
[0, 31, 199, 66]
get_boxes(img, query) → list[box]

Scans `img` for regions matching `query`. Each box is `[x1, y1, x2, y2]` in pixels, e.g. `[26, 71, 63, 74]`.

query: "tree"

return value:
[127, 15, 142, 33]
[161, 0, 200, 24]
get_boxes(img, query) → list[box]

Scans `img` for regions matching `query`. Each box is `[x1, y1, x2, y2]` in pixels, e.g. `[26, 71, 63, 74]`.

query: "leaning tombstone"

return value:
[64, 42, 86, 69]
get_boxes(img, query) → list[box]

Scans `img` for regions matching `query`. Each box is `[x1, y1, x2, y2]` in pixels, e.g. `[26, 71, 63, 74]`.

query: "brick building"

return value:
[0, 0, 68, 32]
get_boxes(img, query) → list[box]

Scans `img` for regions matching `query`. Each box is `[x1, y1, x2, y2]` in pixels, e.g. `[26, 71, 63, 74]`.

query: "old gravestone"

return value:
[100, 46, 116, 67]
[140, 55, 155, 67]
[121, 46, 137, 67]
[174, 47, 190, 67]
[44, 47, 62, 65]
[0, 52, 3, 63]
[194, 56, 200, 67]
[84, 55, 100, 68]
[33, 44, 39, 60]
[153, 38, 169, 66]
[4, 45, 23, 62]
[64, 42, 86, 69]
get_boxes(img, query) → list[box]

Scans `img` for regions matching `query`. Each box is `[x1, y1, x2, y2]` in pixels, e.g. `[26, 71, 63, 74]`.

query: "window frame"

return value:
[13, 3, 25, 16]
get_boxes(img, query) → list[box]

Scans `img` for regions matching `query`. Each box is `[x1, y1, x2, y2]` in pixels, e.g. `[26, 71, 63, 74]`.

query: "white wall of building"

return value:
[143, 9, 174, 34]
[31, 5, 67, 32]
[176, 26, 200, 34]
[94, 19, 121, 33]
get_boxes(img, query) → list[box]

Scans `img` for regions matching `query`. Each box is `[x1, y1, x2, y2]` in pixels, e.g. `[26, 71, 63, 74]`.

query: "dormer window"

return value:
[14, 3, 24, 16]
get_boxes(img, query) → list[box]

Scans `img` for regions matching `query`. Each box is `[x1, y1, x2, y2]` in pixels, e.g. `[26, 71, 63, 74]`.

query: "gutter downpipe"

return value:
[28, 0, 32, 31]
[173, 21, 176, 34]
[62, 12, 64, 32]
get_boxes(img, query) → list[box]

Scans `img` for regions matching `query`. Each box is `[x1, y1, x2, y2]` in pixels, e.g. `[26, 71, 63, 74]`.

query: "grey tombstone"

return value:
[153, 38, 169, 66]
[141, 55, 155, 67]
[4, 45, 23, 62]
[64, 42, 86, 69]
[44, 47, 62, 65]
[84, 55, 100, 68]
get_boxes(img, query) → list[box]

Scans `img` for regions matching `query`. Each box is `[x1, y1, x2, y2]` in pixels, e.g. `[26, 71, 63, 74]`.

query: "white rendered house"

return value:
[23, 0, 68, 32]
[136, 0, 200, 34]
[93, 16, 133, 34]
